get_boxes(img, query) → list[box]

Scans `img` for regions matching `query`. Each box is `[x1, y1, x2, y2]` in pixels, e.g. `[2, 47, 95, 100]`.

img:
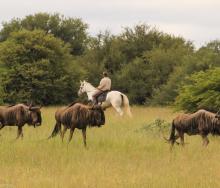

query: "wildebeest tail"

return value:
[169, 121, 176, 144]
[163, 121, 176, 143]
[48, 122, 61, 139]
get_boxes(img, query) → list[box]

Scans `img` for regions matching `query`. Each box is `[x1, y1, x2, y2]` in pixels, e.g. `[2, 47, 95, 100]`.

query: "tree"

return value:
[152, 40, 220, 105]
[116, 58, 153, 104]
[0, 29, 82, 105]
[0, 13, 89, 55]
[175, 68, 220, 112]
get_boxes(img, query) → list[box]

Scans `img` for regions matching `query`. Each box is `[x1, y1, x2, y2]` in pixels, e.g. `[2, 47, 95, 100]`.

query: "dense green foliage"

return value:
[0, 29, 83, 105]
[0, 13, 220, 109]
[175, 68, 220, 112]
[0, 13, 88, 55]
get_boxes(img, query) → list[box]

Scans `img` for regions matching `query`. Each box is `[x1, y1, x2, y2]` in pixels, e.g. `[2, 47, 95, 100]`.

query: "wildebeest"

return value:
[166, 109, 220, 147]
[0, 104, 42, 139]
[48, 103, 105, 147]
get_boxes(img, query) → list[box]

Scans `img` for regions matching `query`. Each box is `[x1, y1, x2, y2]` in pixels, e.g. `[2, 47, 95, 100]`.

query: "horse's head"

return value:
[78, 80, 88, 96]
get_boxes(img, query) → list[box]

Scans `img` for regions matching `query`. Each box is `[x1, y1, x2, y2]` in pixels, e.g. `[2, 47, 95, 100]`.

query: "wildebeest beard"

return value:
[27, 110, 42, 127]
[88, 108, 105, 127]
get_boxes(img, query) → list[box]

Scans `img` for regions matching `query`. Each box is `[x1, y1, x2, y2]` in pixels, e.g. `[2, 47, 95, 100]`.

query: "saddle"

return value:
[95, 90, 109, 104]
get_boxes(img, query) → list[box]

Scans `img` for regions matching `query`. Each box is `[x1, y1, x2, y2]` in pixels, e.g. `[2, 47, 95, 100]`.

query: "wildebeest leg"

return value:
[68, 128, 75, 143]
[201, 134, 209, 146]
[170, 132, 180, 151]
[170, 133, 179, 146]
[61, 126, 68, 142]
[0, 123, 4, 130]
[0, 123, 4, 136]
[82, 128, 87, 147]
[179, 132, 185, 146]
[16, 126, 23, 139]
[20, 131, 24, 139]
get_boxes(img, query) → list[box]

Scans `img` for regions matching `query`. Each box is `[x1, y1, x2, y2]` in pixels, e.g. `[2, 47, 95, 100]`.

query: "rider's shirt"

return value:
[97, 77, 111, 91]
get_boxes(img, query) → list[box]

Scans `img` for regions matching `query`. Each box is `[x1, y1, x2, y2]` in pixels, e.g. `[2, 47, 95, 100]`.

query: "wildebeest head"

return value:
[89, 105, 105, 126]
[28, 106, 42, 127]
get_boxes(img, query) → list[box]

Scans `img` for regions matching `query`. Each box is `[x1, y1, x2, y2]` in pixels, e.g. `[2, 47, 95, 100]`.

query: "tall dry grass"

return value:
[0, 106, 219, 188]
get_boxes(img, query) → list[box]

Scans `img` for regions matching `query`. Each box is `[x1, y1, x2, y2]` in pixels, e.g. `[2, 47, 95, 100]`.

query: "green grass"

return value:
[0, 106, 220, 188]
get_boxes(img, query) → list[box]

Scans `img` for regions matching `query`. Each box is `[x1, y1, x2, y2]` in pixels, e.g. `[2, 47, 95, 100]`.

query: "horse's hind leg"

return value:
[112, 104, 124, 116]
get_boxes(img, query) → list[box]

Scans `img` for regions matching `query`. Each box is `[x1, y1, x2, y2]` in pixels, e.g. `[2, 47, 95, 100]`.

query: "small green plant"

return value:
[136, 118, 170, 136]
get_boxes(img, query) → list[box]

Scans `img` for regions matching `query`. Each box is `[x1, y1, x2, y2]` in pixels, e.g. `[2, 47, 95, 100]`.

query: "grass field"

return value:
[0, 106, 220, 188]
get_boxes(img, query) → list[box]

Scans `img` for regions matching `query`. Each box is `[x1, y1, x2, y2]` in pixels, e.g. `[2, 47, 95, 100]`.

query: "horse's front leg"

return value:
[101, 101, 111, 111]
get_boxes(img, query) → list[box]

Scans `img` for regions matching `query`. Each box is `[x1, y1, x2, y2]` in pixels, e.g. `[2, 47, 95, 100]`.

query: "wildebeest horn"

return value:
[29, 106, 41, 111]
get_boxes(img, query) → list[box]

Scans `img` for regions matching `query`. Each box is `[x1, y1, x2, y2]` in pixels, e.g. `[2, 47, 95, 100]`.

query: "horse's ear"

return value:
[80, 80, 82, 84]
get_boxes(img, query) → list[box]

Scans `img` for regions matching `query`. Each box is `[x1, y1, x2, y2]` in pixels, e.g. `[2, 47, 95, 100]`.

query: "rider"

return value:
[92, 71, 111, 104]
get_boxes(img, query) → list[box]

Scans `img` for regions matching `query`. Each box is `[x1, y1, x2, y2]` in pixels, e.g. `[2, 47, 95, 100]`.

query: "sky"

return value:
[1, 0, 220, 48]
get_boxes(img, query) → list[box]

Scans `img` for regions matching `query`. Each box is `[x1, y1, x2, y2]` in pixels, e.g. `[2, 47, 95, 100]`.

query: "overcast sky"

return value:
[1, 0, 220, 47]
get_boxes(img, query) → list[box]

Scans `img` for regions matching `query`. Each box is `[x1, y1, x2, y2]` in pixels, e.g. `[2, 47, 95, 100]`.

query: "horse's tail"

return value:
[121, 94, 132, 117]
[48, 122, 61, 139]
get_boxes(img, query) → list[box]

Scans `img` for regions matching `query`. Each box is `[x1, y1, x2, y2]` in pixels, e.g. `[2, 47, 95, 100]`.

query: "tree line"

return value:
[0, 13, 220, 111]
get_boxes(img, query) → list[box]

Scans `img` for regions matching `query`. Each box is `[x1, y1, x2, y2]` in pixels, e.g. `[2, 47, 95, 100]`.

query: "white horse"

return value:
[78, 80, 132, 117]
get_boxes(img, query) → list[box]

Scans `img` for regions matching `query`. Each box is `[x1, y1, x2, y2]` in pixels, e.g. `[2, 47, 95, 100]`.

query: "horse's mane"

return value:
[84, 81, 96, 89]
